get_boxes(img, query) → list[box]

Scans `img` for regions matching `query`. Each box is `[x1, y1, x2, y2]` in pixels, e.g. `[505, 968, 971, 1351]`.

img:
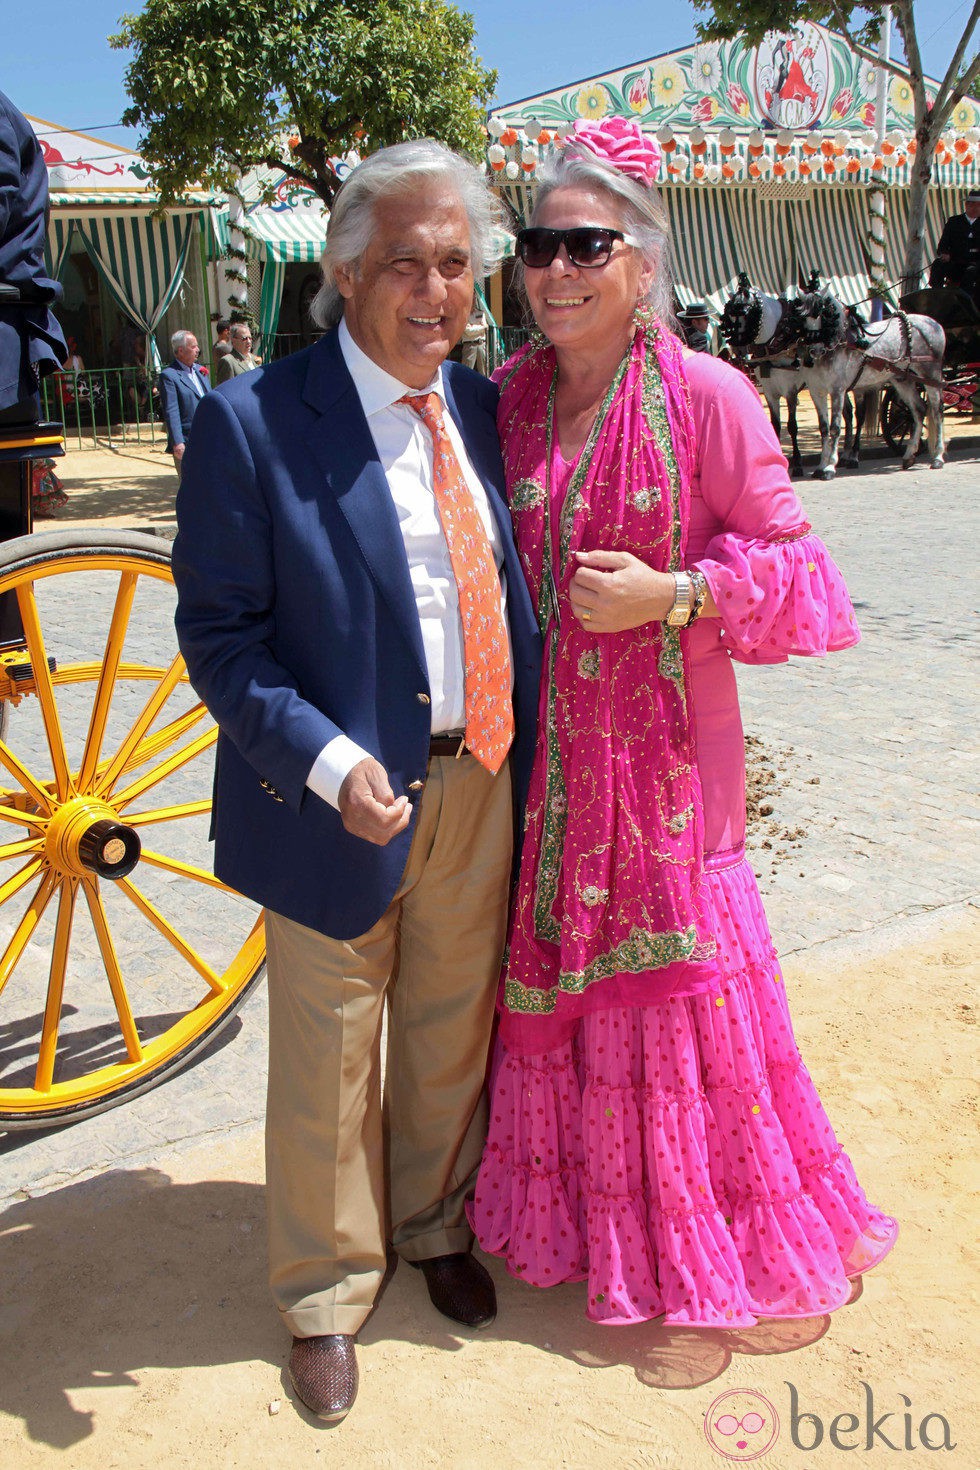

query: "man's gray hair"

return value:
[171, 329, 195, 354]
[230, 322, 251, 340]
[523, 148, 675, 326]
[310, 140, 504, 330]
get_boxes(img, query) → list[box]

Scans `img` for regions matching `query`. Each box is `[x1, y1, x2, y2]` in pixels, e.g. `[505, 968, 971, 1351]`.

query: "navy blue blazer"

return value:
[157, 361, 211, 450]
[0, 91, 66, 410]
[172, 330, 542, 939]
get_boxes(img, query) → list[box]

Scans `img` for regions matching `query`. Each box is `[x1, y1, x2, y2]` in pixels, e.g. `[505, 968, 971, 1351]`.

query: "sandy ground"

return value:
[36, 402, 980, 535]
[1, 907, 976, 1470]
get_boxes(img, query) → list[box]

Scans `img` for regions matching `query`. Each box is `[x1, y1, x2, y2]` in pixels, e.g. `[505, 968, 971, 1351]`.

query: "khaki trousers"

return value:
[264, 752, 513, 1338]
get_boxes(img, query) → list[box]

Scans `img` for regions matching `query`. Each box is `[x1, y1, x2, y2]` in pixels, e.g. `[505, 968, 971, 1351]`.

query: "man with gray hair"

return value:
[214, 320, 258, 383]
[172, 140, 541, 1422]
[157, 328, 209, 477]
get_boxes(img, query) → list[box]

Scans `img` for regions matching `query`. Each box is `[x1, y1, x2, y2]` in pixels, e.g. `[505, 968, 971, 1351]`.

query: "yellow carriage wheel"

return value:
[0, 529, 265, 1128]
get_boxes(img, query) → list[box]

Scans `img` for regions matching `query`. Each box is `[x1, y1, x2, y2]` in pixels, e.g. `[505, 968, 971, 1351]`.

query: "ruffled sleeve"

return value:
[687, 358, 860, 665]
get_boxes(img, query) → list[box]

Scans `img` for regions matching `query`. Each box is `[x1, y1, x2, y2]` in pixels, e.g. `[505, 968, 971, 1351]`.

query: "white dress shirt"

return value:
[306, 319, 508, 809]
[181, 361, 206, 396]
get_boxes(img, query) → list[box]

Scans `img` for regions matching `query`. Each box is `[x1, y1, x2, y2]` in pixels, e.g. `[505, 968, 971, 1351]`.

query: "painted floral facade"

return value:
[494, 22, 980, 137]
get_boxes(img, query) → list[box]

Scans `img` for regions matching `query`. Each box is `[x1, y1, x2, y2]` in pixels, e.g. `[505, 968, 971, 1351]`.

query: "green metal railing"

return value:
[487, 327, 532, 375]
[39, 369, 165, 451]
[40, 328, 534, 449]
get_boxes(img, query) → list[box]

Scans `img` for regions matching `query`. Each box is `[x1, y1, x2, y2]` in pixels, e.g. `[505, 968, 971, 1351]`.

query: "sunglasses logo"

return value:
[715, 1413, 767, 1436]
[704, 1390, 780, 1461]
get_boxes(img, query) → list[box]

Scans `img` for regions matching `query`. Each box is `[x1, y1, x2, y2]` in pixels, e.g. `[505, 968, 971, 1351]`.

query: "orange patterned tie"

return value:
[400, 393, 514, 774]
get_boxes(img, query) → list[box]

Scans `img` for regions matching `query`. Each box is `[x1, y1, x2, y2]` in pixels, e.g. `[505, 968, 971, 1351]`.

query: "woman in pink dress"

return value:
[470, 117, 897, 1326]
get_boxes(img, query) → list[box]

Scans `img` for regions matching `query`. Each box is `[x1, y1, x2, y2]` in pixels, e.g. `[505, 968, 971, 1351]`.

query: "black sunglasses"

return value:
[516, 226, 638, 269]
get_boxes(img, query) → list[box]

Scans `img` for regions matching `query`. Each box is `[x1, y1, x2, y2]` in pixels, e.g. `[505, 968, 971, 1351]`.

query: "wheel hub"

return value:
[44, 797, 142, 880]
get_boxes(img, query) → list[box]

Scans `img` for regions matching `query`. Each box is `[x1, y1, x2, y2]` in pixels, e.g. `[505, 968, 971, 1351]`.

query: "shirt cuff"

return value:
[306, 735, 371, 810]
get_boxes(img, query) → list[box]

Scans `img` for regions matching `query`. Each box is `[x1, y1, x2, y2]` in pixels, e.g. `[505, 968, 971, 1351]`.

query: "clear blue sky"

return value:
[3, 0, 970, 149]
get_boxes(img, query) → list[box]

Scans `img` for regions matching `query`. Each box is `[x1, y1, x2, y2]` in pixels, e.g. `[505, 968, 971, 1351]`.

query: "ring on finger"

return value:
[581, 608, 592, 622]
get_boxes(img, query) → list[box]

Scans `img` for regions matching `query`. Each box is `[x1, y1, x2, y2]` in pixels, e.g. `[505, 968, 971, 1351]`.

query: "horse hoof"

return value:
[901, 457, 916, 470]
[840, 456, 859, 469]
[930, 458, 945, 469]
[812, 468, 835, 481]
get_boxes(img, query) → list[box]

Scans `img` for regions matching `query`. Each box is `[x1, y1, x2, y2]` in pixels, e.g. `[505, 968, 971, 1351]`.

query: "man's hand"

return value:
[569, 549, 675, 633]
[173, 442, 185, 461]
[338, 757, 412, 846]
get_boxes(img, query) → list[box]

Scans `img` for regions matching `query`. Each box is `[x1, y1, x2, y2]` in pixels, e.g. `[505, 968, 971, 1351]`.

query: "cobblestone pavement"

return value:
[1, 450, 977, 1204]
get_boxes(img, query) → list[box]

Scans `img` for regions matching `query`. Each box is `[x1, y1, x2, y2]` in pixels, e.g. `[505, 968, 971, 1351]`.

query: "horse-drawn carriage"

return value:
[879, 285, 980, 454]
[0, 386, 264, 1131]
[719, 273, 947, 478]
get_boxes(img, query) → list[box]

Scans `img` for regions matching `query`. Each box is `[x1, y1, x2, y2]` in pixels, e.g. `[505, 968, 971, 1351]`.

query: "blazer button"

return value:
[408, 779, 424, 792]
[416, 692, 431, 705]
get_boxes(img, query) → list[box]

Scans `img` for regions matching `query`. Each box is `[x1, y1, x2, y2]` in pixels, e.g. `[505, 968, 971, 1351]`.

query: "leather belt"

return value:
[428, 730, 468, 759]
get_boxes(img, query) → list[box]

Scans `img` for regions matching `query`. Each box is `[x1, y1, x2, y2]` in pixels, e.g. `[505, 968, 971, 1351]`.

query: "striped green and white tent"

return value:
[241, 189, 328, 353]
[210, 170, 330, 352]
[67, 213, 200, 367]
[665, 184, 962, 314]
[31, 115, 214, 365]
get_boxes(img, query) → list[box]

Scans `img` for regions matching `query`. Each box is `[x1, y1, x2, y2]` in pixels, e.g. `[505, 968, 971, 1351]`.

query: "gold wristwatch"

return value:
[665, 571, 695, 626]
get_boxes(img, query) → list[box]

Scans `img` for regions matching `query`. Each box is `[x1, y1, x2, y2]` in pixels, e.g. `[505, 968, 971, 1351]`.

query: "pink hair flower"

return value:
[565, 116, 662, 185]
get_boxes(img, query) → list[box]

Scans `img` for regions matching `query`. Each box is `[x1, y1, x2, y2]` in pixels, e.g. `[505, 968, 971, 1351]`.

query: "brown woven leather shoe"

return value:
[288, 1334, 358, 1422]
[410, 1252, 496, 1328]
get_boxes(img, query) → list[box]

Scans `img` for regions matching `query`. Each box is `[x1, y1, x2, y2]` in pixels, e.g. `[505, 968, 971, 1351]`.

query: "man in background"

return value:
[677, 302, 712, 353]
[214, 321, 258, 383]
[930, 188, 980, 293]
[157, 329, 209, 477]
[212, 317, 232, 361]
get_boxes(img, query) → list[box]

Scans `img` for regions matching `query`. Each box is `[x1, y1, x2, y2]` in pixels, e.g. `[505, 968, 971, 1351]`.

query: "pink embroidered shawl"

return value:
[496, 326, 721, 1055]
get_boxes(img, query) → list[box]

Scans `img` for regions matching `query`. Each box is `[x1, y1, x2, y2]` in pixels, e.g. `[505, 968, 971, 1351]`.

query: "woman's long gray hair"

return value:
[520, 146, 675, 324]
[310, 140, 505, 330]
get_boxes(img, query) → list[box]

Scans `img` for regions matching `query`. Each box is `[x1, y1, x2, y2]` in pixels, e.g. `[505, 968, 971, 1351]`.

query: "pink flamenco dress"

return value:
[470, 336, 897, 1327]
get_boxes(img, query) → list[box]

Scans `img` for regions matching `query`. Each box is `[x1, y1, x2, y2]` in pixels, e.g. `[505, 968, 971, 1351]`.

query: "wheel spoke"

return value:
[118, 701, 210, 766]
[35, 879, 77, 1092]
[74, 703, 210, 795]
[0, 743, 56, 814]
[0, 870, 57, 1001]
[80, 876, 142, 1062]
[94, 652, 186, 798]
[0, 835, 44, 863]
[111, 725, 217, 810]
[126, 798, 212, 828]
[115, 874, 224, 993]
[91, 701, 210, 786]
[77, 571, 138, 790]
[15, 582, 73, 800]
[0, 802, 47, 829]
[0, 856, 45, 907]
[139, 848, 235, 893]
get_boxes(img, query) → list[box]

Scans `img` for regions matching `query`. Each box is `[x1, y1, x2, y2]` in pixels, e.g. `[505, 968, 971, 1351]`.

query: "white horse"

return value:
[719, 279, 865, 477]
[788, 292, 946, 478]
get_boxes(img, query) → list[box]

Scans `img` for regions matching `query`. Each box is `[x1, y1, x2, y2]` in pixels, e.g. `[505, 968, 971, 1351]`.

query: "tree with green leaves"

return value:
[692, 1, 980, 291]
[110, 0, 496, 207]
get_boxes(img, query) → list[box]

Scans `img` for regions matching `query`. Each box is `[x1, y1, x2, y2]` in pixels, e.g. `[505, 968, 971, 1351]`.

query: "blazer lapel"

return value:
[303, 334, 427, 678]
